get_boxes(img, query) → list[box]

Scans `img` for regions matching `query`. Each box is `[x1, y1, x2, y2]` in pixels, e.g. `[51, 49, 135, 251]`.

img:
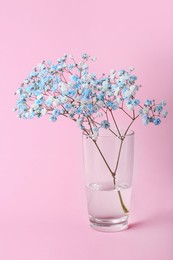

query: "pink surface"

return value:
[0, 0, 173, 259]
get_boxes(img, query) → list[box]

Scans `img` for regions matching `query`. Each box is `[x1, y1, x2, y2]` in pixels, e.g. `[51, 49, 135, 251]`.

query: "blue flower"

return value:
[149, 117, 154, 123]
[153, 118, 161, 125]
[76, 107, 83, 114]
[82, 53, 88, 59]
[162, 111, 168, 118]
[64, 103, 72, 111]
[117, 70, 125, 76]
[97, 93, 104, 101]
[133, 99, 140, 106]
[73, 83, 81, 89]
[129, 75, 137, 82]
[14, 54, 167, 134]
[100, 120, 110, 129]
[35, 90, 42, 96]
[50, 115, 57, 122]
[161, 100, 166, 106]
[71, 75, 79, 82]
[45, 97, 53, 107]
[35, 99, 43, 105]
[68, 64, 74, 70]
[144, 99, 152, 106]
[106, 101, 113, 108]
[83, 89, 92, 100]
[52, 84, 58, 92]
[67, 89, 76, 97]
[52, 108, 60, 117]
[155, 105, 163, 113]
[55, 76, 61, 83]
[112, 103, 118, 110]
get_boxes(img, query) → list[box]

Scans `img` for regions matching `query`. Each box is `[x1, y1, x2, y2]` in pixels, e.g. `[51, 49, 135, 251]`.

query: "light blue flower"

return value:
[50, 115, 57, 122]
[64, 103, 72, 111]
[14, 54, 167, 132]
[153, 118, 161, 125]
[67, 89, 76, 97]
[155, 105, 163, 113]
[142, 115, 149, 125]
[133, 99, 140, 106]
[117, 70, 125, 76]
[83, 89, 92, 100]
[71, 75, 79, 82]
[162, 111, 168, 118]
[129, 75, 137, 82]
[106, 101, 113, 108]
[68, 64, 74, 70]
[35, 99, 43, 105]
[51, 82, 57, 92]
[45, 97, 53, 107]
[112, 103, 118, 110]
[100, 120, 110, 129]
[144, 99, 152, 106]
[161, 100, 166, 106]
[52, 108, 60, 117]
[82, 53, 88, 59]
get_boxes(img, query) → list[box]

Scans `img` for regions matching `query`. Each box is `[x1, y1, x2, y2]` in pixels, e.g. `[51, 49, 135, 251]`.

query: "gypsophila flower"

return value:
[100, 120, 110, 129]
[14, 53, 168, 140]
[153, 118, 161, 125]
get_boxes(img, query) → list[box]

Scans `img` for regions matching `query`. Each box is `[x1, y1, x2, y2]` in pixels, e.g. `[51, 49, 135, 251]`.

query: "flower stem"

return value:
[93, 140, 114, 176]
[118, 190, 129, 213]
[113, 138, 124, 175]
[92, 139, 129, 215]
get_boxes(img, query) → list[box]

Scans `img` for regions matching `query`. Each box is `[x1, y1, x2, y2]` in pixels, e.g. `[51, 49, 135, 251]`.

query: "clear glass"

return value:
[82, 129, 134, 232]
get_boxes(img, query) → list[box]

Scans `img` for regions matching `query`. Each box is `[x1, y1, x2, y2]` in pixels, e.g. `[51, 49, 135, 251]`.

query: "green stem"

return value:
[118, 190, 129, 213]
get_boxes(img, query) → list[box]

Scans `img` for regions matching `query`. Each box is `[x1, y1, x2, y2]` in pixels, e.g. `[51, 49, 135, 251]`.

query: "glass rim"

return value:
[82, 129, 135, 138]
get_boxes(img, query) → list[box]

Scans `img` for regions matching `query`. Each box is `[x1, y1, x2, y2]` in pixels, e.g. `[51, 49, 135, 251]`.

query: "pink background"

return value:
[0, 0, 173, 259]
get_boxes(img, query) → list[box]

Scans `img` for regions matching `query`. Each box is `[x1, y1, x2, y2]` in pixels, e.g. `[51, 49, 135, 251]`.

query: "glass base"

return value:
[89, 215, 128, 232]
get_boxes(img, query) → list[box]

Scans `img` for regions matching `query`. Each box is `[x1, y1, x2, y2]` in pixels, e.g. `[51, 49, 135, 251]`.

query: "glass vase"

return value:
[82, 130, 134, 232]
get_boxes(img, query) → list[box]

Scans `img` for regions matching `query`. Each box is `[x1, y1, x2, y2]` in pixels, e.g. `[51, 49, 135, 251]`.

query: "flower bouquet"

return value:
[14, 53, 168, 232]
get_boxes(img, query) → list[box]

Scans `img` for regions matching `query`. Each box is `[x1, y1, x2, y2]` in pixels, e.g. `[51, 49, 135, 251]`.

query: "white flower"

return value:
[110, 69, 115, 75]
[41, 108, 47, 116]
[129, 85, 138, 96]
[87, 74, 92, 80]
[90, 131, 98, 141]
[97, 101, 104, 107]
[69, 108, 75, 114]
[78, 62, 84, 69]
[47, 96, 54, 102]
[31, 103, 38, 109]
[93, 97, 97, 102]
[52, 99, 60, 106]
[91, 56, 96, 62]
[37, 94, 43, 100]
[82, 64, 88, 70]
[102, 81, 108, 91]
[82, 83, 89, 88]
[143, 107, 149, 114]
[69, 54, 73, 59]
[129, 66, 134, 71]
[117, 97, 123, 104]
[24, 112, 30, 118]
[127, 104, 134, 111]
[61, 96, 68, 103]
[114, 88, 120, 96]
[16, 89, 21, 94]
[110, 74, 115, 80]
[98, 112, 103, 118]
